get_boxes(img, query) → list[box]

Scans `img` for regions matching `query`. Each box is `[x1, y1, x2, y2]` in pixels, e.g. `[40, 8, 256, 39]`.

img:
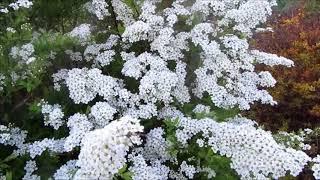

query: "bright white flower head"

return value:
[9, 0, 33, 11]
[10, 43, 35, 64]
[87, 0, 110, 20]
[69, 24, 91, 44]
[22, 160, 40, 180]
[64, 113, 93, 151]
[75, 116, 143, 179]
[89, 101, 117, 128]
[40, 100, 64, 130]
[53, 160, 78, 180]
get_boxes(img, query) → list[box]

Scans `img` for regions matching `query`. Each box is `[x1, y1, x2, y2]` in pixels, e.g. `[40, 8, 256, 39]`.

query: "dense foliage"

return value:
[249, 3, 320, 132]
[0, 0, 319, 180]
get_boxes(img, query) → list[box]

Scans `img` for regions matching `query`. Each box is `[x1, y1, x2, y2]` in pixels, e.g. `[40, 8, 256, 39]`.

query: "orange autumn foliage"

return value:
[249, 5, 320, 131]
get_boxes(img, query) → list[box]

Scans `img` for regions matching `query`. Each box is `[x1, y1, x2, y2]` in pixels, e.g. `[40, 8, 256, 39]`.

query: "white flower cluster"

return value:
[83, 34, 119, 64]
[251, 50, 295, 67]
[75, 116, 143, 179]
[95, 50, 115, 67]
[53, 160, 77, 180]
[0, 125, 27, 150]
[68, 24, 91, 45]
[52, 69, 69, 91]
[65, 50, 83, 62]
[40, 100, 64, 130]
[0, 74, 5, 91]
[64, 68, 121, 104]
[0, 0, 33, 13]
[122, 21, 152, 43]
[121, 52, 189, 104]
[179, 161, 197, 179]
[6, 27, 16, 33]
[158, 106, 184, 120]
[28, 138, 65, 158]
[137, 127, 171, 163]
[64, 113, 93, 151]
[222, 0, 275, 35]
[175, 116, 312, 179]
[10, 43, 36, 64]
[274, 129, 313, 151]
[111, 0, 135, 27]
[89, 101, 117, 128]
[312, 155, 320, 179]
[129, 154, 170, 180]
[22, 160, 40, 180]
[9, 0, 33, 10]
[193, 104, 211, 114]
[87, 0, 110, 20]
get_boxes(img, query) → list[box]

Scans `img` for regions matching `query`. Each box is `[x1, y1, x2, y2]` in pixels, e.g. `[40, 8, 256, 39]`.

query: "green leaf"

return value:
[2, 153, 17, 163]
[121, 172, 133, 180]
[118, 164, 128, 174]
[5, 171, 12, 180]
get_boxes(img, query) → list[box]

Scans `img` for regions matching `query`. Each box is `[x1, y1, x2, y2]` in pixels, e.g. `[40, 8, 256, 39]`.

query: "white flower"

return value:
[122, 21, 152, 43]
[64, 113, 93, 151]
[175, 116, 311, 179]
[40, 100, 64, 130]
[22, 160, 40, 180]
[10, 43, 35, 64]
[75, 116, 143, 179]
[95, 50, 115, 67]
[89, 101, 117, 128]
[53, 160, 77, 180]
[193, 104, 211, 114]
[9, 0, 33, 11]
[87, 0, 110, 20]
[6, 27, 16, 33]
[0, 74, 5, 91]
[69, 24, 91, 44]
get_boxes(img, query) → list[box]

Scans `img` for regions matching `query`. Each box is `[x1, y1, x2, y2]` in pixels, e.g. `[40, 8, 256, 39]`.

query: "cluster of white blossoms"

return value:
[0, 125, 27, 149]
[22, 160, 40, 180]
[193, 104, 211, 114]
[68, 24, 91, 45]
[64, 113, 93, 151]
[9, 0, 33, 10]
[10, 43, 36, 64]
[39, 100, 64, 130]
[63, 68, 121, 104]
[175, 117, 311, 179]
[27, 138, 65, 158]
[129, 154, 170, 180]
[0, 0, 33, 13]
[75, 116, 143, 179]
[87, 0, 110, 20]
[53, 160, 77, 180]
[312, 155, 320, 179]
[274, 129, 313, 151]
[0, 74, 5, 91]
[65, 50, 83, 62]
[111, 0, 135, 27]
[2, 0, 320, 179]
[6, 27, 16, 33]
[89, 101, 117, 128]
[83, 34, 119, 63]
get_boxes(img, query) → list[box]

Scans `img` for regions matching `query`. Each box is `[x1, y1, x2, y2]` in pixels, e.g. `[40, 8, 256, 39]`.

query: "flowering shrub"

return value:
[0, 0, 319, 179]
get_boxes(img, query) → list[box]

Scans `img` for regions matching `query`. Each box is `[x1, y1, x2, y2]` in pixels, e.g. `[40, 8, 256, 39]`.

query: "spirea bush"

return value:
[0, 0, 319, 179]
